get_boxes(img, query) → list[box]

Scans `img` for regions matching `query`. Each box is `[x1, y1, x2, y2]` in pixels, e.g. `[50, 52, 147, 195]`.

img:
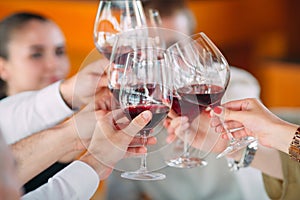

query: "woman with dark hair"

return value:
[0, 12, 70, 193]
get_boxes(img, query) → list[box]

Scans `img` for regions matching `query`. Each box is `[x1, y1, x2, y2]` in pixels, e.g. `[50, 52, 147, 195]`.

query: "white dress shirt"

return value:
[21, 161, 99, 200]
[0, 81, 100, 199]
[0, 81, 73, 144]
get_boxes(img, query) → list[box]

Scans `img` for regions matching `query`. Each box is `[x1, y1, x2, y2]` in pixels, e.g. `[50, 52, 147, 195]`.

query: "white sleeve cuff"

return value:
[21, 161, 100, 200]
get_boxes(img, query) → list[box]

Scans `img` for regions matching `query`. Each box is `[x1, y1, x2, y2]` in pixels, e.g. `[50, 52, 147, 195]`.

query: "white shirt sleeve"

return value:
[0, 81, 74, 144]
[21, 161, 100, 200]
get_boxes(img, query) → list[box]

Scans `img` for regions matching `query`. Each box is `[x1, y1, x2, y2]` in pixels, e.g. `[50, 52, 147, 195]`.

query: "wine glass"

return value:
[107, 27, 177, 105]
[165, 32, 233, 167]
[119, 48, 172, 181]
[93, 0, 147, 59]
[193, 33, 256, 158]
[168, 32, 256, 160]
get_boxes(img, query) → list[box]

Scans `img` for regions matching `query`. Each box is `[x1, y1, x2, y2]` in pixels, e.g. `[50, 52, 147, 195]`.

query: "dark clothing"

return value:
[23, 162, 70, 193]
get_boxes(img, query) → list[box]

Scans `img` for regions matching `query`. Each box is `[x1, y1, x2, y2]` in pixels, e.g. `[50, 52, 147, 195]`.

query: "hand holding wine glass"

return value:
[118, 48, 172, 180]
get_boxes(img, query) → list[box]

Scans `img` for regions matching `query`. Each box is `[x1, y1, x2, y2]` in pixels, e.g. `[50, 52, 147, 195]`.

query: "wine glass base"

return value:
[121, 171, 166, 181]
[166, 157, 208, 168]
[216, 137, 256, 159]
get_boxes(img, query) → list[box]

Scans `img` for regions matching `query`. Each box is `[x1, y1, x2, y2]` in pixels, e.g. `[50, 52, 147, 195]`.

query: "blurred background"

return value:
[0, 0, 299, 107]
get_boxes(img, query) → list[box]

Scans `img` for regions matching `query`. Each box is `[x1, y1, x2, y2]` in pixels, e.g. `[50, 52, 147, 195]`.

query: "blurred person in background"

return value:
[106, 0, 269, 199]
[0, 12, 71, 194]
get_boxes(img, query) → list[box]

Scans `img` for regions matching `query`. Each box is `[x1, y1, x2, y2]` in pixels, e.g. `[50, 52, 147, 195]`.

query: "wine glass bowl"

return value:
[107, 27, 187, 104]
[93, 0, 147, 59]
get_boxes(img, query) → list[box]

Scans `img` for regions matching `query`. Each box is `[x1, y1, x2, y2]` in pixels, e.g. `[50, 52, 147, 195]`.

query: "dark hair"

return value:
[0, 12, 49, 99]
[0, 12, 48, 59]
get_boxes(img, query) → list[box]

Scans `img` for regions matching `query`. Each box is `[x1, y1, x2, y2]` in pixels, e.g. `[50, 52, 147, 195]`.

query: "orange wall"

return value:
[0, 0, 100, 76]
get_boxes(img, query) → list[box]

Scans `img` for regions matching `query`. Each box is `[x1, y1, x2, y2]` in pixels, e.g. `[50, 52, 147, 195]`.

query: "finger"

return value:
[214, 120, 243, 134]
[129, 136, 157, 146]
[125, 146, 148, 157]
[163, 117, 171, 128]
[122, 110, 152, 138]
[223, 98, 257, 112]
[87, 59, 109, 76]
[222, 129, 248, 140]
[210, 116, 222, 127]
[168, 109, 179, 119]
[212, 106, 243, 123]
[97, 74, 108, 88]
[111, 109, 127, 121]
[169, 116, 188, 130]
[166, 133, 177, 144]
[174, 122, 190, 139]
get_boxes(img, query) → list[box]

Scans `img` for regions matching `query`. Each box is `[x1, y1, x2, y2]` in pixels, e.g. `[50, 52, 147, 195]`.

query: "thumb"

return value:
[122, 110, 152, 138]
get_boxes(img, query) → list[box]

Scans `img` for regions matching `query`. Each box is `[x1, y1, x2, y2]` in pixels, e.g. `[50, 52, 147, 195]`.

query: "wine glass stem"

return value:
[220, 118, 236, 144]
[140, 154, 147, 172]
[139, 131, 149, 172]
[183, 130, 190, 158]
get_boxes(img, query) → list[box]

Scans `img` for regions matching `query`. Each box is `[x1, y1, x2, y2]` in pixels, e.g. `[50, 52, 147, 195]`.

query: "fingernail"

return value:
[141, 111, 151, 121]
[213, 106, 223, 115]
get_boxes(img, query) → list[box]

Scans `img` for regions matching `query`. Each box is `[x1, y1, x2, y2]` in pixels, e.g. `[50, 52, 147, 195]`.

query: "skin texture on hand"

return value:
[60, 59, 109, 110]
[164, 111, 228, 154]
[79, 110, 153, 180]
[211, 98, 298, 154]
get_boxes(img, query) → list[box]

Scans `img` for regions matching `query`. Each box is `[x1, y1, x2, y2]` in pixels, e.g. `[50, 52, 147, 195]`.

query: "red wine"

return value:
[171, 95, 202, 121]
[178, 84, 225, 107]
[171, 84, 225, 121]
[124, 104, 169, 132]
[99, 45, 133, 65]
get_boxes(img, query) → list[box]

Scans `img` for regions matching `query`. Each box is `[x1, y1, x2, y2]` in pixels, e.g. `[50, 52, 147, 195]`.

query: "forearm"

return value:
[269, 122, 298, 154]
[11, 124, 75, 185]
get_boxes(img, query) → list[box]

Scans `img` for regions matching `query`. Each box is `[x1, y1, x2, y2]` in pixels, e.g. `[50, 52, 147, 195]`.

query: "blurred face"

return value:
[0, 19, 70, 95]
[0, 143, 22, 199]
[156, 12, 193, 47]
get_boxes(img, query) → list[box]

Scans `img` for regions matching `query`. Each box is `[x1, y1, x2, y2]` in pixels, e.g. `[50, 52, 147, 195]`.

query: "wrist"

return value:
[60, 77, 81, 110]
[79, 152, 113, 179]
[270, 123, 298, 153]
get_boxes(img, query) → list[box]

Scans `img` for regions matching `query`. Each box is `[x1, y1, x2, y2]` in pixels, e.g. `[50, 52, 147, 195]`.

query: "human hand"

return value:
[60, 59, 110, 110]
[165, 111, 226, 153]
[79, 110, 155, 179]
[211, 98, 298, 152]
